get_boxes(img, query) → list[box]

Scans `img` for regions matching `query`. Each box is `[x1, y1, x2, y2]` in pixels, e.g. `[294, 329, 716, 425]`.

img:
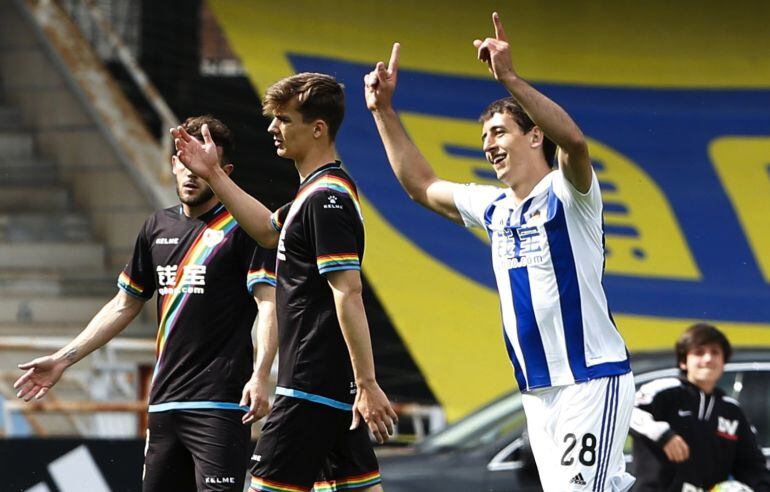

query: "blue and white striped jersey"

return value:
[454, 169, 630, 392]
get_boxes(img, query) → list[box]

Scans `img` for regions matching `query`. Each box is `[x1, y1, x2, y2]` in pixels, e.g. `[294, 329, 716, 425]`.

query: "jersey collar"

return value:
[300, 161, 343, 187]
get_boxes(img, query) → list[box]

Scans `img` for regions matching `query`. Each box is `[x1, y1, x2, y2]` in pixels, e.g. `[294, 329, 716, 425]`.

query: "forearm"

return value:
[371, 107, 438, 206]
[500, 74, 586, 152]
[54, 292, 143, 367]
[207, 166, 280, 248]
[252, 303, 278, 381]
[333, 290, 377, 385]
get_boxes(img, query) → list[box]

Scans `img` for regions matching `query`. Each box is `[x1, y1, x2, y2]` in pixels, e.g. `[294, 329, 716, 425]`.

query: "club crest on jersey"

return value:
[203, 228, 225, 247]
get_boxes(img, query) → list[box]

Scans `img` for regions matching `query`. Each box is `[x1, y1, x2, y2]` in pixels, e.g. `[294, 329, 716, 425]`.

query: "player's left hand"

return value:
[170, 124, 220, 181]
[473, 12, 517, 82]
[240, 375, 271, 424]
[350, 381, 398, 444]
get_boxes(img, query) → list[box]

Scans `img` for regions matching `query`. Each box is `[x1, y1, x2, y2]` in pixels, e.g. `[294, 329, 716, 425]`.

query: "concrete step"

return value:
[0, 185, 70, 211]
[0, 242, 105, 270]
[0, 131, 34, 157]
[0, 212, 92, 242]
[0, 296, 112, 324]
[0, 158, 58, 184]
[0, 106, 23, 129]
[0, 270, 116, 297]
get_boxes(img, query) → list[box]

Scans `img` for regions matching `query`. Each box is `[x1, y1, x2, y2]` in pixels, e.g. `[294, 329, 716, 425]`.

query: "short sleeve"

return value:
[247, 247, 277, 293]
[306, 190, 364, 275]
[551, 167, 602, 218]
[270, 201, 292, 232]
[453, 183, 507, 229]
[117, 222, 155, 299]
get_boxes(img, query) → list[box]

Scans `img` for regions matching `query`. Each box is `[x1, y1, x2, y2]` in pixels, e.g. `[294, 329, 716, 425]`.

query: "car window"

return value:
[733, 370, 770, 447]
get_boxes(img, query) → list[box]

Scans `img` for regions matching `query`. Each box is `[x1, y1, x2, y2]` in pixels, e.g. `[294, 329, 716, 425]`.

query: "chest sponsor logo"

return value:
[324, 194, 344, 210]
[717, 416, 739, 440]
[496, 225, 547, 269]
[155, 237, 179, 245]
[156, 264, 207, 295]
[202, 228, 225, 247]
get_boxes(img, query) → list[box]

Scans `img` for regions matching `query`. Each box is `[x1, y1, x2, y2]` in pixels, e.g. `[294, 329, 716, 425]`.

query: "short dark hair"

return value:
[262, 72, 345, 141]
[479, 97, 556, 168]
[181, 115, 234, 165]
[675, 323, 732, 371]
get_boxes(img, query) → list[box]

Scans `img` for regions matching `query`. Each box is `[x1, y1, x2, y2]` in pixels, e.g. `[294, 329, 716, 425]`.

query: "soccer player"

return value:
[364, 13, 634, 492]
[172, 73, 396, 492]
[14, 116, 277, 492]
[631, 324, 770, 491]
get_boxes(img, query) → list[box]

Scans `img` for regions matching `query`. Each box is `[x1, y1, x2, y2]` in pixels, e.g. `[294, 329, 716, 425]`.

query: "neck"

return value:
[294, 144, 337, 182]
[509, 166, 551, 204]
[181, 197, 219, 219]
[688, 377, 716, 394]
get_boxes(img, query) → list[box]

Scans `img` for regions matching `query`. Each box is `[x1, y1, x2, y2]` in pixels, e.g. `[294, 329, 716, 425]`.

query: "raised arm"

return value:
[474, 12, 592, 192]
[14, 290, 145, 401]
[326, 269, 398, 444]
[366, 44, 463, 223]
[240, 283, 278, 424]
[171, 124, 280, 248]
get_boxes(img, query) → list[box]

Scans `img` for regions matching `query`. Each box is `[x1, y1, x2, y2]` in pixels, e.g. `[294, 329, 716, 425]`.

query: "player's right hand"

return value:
[662, 434, 690, 462]
[170, 124, 220, 182]
[364, 43, 400, 112]
[350, 381, 399, 444]
[14, 356, 67, 402]
[240, 375, 271, 424]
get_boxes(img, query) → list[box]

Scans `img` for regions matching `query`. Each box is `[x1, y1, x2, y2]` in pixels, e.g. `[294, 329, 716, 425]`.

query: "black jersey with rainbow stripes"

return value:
[271, 162, 364, 410]
[118, 203, 276, 411]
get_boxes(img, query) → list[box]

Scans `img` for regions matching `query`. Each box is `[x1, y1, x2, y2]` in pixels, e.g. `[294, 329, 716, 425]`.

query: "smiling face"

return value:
[481, 112, 545, 188]
[681, 343, 725, 393]
[267, 96, 319, 162]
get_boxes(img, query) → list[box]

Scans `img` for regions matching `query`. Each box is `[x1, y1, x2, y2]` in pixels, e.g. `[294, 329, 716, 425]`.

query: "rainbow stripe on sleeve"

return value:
[317, 253, 360, 275]
[249, 476, 308, 492]
[117, 271, 146, 298]
[313, 471, 382, 491]
[270, 210, 284, 232]
[247, 268, 277, 289]
[152, 208, 238, 383]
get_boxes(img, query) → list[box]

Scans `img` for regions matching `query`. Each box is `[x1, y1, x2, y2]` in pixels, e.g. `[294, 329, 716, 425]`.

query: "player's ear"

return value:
[313, 119, 327, 139]
[222, 163, 234, 176]
[530, 126, 544, 149]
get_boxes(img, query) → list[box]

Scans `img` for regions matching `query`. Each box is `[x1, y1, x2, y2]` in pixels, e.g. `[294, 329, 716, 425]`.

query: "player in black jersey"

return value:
[173, 73, 397, 491]
[14, 116, 277, 492]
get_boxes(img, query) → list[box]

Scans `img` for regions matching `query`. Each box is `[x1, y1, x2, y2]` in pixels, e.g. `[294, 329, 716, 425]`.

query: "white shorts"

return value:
[522, 373, 635, 492]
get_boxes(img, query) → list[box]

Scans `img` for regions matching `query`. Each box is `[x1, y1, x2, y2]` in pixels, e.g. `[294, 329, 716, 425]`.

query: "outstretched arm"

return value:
[366, 44, 463, 223]
[327, 269, 398, 444]
[474, 12, 592, 192]
[171, 125, 280, 248]
[14, 290, 145, 401]
[240, 283, 278, 424]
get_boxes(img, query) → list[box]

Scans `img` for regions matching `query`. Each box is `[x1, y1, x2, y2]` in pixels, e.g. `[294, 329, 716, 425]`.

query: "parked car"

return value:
[378, 351, 770, 491]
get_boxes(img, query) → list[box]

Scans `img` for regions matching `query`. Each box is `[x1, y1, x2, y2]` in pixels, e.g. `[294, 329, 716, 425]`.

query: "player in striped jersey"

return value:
[172, 73, 396, 492]
[14, 116, 278, 491]
[365, 13, 634, 492]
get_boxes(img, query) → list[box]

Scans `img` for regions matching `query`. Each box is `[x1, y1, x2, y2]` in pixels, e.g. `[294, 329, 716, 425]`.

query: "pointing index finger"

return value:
[492, 11, 507, 41]
[388, 42, 400, 75]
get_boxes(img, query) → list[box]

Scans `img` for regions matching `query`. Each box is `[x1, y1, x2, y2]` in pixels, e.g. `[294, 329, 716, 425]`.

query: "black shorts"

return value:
[143, 409, 251, 492]
[249, 396, 380, 491]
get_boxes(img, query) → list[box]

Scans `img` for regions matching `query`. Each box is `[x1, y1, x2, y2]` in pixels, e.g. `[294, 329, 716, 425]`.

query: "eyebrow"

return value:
[481, 125, 505, 142]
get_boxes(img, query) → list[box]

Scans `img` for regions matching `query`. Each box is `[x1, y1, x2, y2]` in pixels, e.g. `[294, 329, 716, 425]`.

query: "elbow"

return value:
[562, 131, 588, 155]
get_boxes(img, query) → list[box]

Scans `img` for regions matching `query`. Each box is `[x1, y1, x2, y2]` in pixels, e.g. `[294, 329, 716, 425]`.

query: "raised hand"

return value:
[170, 124, 220, 181]
[364, 43, 400, 111]
[239, 375, 271, 425]
[350, 381, 399, 444]
[14, 355, 68, 402]
[472, 12, 516, 82]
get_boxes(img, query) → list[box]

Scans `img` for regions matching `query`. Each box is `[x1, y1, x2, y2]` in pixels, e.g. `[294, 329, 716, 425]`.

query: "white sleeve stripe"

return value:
[631, 407, 672, 441]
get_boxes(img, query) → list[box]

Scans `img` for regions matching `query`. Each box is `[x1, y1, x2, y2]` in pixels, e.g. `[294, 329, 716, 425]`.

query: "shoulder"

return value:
[636, 377, 683, 405]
